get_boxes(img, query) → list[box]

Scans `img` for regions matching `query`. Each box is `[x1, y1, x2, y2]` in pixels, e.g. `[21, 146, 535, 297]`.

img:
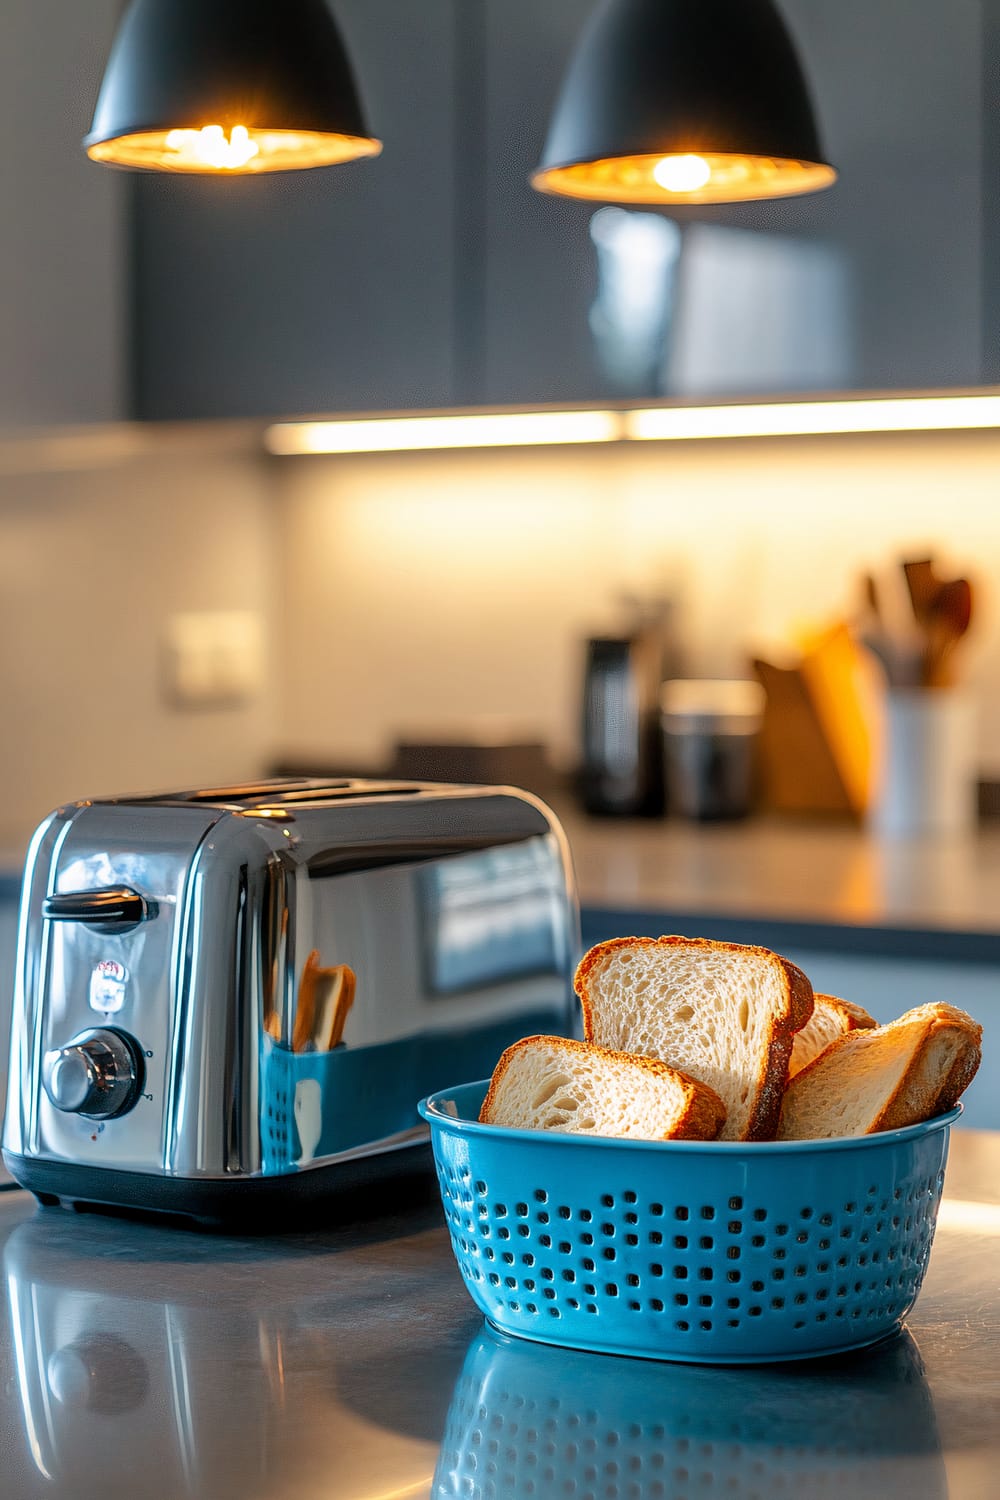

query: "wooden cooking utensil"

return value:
[924, 577, 973, 687]
[902, 558, 941, 628]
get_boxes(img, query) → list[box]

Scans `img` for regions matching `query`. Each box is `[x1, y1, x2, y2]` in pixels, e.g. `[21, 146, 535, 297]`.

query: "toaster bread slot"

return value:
[119, 779, 433, 811]
[258, 785, 424, 804]
[183, 780, 342, 802]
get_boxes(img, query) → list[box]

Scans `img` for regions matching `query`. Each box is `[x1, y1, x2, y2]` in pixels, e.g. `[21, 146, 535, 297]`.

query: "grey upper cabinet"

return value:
[478, 0, 985, 406]
[131, 0, 992, 420]
[476, 1, 603, 407]
[132, 1, 458, 420]
[0, 0, 125, 429]
[751, 0, 983, 397]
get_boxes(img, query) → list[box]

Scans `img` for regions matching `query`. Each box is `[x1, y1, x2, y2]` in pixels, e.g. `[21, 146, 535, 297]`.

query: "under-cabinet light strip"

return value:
[264, 393, 1000, 456]
[627, 394, 1000, 442]
[265, 409, 621, 454]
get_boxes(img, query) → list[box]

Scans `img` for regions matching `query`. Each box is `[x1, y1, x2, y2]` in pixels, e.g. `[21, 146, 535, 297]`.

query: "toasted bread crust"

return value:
[574, 936, 814, 1141]
[820, 995, 878, 1031]
[479, 1034, 727, 1142]
[875, 1004, 983, 1128]
[934, 1046, 983, 1113]
[788, 993, 877, 1079]
[751, 1035, 797, 1142]
[779, 1002, 982, 1138]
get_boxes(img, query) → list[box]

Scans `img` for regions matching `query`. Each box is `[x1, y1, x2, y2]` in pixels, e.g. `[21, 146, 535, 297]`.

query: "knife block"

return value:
[753, 625, 882, 818]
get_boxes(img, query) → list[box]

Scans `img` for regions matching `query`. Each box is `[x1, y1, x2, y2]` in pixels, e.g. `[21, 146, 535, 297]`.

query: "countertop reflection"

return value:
[1, 1132, 999, 1500]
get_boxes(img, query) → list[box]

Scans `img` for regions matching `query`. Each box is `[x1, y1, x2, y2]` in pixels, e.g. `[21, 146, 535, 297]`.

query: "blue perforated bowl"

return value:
[418, 1081, 959, 1364]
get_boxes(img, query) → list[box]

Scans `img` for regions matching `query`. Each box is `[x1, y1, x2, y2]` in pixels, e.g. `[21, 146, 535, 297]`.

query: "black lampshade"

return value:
[532, 0, 835, 204]
[85, 0, 381, 174]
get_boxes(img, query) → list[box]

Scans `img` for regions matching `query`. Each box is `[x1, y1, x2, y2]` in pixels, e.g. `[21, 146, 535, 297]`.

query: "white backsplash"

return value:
[0, 432, 277, 849]
[0, 421, 998, 852]
[273, 428, 1000, 778]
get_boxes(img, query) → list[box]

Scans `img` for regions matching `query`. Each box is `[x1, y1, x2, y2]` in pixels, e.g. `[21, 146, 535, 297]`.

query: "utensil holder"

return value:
[869, 690, 977, 837]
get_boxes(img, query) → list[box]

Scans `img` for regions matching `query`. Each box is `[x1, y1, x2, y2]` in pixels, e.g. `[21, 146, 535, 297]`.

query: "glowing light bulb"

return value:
[652, 153, 712, 193]
[165, 124, 261, 171]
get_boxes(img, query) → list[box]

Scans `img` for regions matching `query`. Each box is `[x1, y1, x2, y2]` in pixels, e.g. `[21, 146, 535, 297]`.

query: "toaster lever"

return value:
[43, 887, 153, 933]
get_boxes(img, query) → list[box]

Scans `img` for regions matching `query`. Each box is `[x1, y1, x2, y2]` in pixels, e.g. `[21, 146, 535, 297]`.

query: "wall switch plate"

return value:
[162, 611, 265, 708]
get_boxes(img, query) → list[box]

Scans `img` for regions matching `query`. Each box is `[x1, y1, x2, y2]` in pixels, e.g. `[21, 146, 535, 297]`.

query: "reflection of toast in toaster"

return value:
[292, 953, 357, 1053]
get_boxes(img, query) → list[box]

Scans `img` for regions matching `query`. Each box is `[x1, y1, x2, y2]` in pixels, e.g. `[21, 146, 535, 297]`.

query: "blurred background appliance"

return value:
[578, 632, 666, 817]
[661, 677, 765, 821]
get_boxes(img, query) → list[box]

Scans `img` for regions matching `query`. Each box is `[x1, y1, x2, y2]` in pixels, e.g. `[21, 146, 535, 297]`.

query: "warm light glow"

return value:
[265, 410, 622, 455]
[362, 1481, 434, 1500]
[937, 1198, 1000, 1236]
[164, 124, 260, 170]
[625, 394, 1000, 442]
[87, 125, 382, 174]
[265, 393, 1000, 456]
[652, 153, 712, 193]
[532, 151, 836, 204]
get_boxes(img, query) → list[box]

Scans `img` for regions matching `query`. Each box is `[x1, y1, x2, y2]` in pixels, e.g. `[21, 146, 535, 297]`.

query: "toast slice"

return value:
[575, 936, 814, 1141]
[778, 1002, 982, 1140]
[479, 1035, 727, 1142]
[788, 993, 877, 1078]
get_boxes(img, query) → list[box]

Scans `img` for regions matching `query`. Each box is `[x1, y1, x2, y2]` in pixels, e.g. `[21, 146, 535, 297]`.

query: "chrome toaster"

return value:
[2, 779, 578, 1225]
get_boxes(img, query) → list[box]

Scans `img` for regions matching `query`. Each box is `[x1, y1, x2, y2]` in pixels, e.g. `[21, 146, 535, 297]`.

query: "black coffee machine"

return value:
[578, 623, 669, 818]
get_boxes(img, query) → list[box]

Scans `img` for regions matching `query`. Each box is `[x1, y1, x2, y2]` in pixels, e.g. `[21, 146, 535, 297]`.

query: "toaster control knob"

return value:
[42, 1029, 144, 1121]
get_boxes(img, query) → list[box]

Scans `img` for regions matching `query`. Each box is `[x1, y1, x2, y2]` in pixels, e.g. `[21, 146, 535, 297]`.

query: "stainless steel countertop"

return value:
[564, 810, 1000, 938]
[1, 1131, 999, 1500]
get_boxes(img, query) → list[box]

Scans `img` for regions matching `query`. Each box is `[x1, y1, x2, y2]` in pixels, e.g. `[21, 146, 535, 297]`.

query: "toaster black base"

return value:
[1, 1143, 438, 1232]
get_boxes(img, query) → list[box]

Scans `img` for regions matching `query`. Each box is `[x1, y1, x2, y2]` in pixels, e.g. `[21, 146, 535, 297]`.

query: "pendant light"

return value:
[85, 0, 381, 174]
[532, 0, 835, 205]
